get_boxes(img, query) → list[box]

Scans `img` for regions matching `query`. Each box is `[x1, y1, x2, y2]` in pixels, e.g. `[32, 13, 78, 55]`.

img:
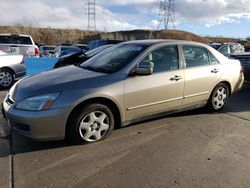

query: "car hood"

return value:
[11, 65, 108, 101]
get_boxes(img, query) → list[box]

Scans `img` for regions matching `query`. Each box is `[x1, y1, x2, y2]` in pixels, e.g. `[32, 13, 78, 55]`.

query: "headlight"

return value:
[15, 93, 60, 111]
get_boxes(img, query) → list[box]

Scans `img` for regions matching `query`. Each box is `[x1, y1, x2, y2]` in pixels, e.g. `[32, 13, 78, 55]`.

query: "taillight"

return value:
[20, 56, 24, 64]
[240, 66, 243, 73]
[35, 47, 39, 57]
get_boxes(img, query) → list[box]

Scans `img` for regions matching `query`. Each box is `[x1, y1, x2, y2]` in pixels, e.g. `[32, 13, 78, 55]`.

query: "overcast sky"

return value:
[0, 0, 250, 38]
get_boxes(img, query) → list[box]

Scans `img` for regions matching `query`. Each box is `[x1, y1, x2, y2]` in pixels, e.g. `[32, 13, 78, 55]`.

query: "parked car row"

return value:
[1, 40, 244, 145]
[0, 33, 126, 60]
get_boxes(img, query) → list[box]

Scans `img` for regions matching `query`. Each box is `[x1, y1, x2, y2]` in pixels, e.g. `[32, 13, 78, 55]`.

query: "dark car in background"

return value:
[230, 53, 250, 82]
[54, 44, 112, 68]
[71, 44, 88, 51]
[88, 39, 123, 50]
[54, 46, 82, 58]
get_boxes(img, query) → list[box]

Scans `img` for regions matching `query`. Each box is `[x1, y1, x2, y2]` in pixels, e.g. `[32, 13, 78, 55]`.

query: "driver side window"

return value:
[138, 45, 179, 73]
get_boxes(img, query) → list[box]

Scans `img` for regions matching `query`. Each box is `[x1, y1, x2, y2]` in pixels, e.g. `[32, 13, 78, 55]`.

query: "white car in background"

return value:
[0, 50, 26, 88]
[0, 34, 39, 57]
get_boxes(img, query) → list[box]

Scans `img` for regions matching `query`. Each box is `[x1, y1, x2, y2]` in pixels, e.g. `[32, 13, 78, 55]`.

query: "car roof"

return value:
[121, 39, 208, 47]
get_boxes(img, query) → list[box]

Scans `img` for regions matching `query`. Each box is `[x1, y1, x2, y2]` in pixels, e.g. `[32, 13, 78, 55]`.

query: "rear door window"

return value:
[208, 51, 220, 65]
[182, 45, 210, 68]
[0, 36, 32, 45]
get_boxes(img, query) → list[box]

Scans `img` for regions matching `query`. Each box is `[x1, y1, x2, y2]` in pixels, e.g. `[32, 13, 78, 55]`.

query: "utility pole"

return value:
[156, 0, 175, 30]
[86, 0, 96, 31]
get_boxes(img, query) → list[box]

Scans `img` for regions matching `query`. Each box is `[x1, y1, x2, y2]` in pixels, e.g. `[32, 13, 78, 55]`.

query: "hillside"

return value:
[0, 25, 100, 44]
[0, 25, 244, 45]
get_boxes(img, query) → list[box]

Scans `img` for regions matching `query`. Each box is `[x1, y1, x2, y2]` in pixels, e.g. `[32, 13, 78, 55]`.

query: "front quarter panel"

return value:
[51, 74, 126, 123]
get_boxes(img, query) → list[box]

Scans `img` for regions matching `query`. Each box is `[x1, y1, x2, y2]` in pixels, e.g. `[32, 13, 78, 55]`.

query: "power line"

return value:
[156, 0, 175, 30]
[86, 0, 96, 31]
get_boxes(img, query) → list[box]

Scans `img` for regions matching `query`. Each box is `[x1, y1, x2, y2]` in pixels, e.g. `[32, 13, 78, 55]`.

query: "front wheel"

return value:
[0, 69, 14, 89]
[206, 83, 229, 111]
[68, 103, 115, 144]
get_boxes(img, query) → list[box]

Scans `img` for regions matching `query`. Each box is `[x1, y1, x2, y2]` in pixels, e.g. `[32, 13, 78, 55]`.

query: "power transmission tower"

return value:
[86, 0, 96, 31]
[156, 0, 175, 30]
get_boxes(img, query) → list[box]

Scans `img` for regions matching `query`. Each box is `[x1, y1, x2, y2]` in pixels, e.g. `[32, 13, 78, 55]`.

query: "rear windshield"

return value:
[0, 36, 33, 45]
[61, 46, 77, 50]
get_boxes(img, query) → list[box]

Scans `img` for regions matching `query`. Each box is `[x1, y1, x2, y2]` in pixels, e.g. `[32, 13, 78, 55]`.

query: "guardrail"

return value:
[24, 57, 58, 76]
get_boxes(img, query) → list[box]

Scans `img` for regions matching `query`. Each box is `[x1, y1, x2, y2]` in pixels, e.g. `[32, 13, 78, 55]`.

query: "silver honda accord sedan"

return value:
[1, 40, 244, 144]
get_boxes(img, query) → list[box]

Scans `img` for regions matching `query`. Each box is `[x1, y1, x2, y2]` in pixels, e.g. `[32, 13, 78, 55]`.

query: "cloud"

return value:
[0, 0, 145, 31]
[176, 0, 250, 26]
[0, 0, 250, 32]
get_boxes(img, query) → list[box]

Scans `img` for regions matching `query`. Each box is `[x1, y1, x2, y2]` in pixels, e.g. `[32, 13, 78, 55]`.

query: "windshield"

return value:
[85, 45, 112, 57]
[81, 44, 148, 73]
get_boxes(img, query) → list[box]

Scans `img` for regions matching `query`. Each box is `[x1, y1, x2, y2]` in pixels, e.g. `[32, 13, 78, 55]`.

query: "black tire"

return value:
[206, 83, 229, 112]
[0, 69, 14, 89]
[67, 103, 115, 144]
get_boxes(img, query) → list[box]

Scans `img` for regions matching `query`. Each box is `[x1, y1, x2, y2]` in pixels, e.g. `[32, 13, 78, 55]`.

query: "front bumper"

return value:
[2, 96, 70, 141]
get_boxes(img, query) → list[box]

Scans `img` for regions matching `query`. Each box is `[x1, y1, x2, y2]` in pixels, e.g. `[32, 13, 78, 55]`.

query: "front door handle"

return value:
[211, 69, 219, 73]
[170, 75, 182, 81]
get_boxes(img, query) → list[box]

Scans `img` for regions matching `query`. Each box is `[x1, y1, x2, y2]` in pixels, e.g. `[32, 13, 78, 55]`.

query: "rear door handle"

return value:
[211, 69, 219, 73]
[170, 75, 182, 81]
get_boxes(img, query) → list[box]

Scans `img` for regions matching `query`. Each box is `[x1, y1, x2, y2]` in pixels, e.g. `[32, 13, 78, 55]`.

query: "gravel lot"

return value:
[0, 84, 250, 188]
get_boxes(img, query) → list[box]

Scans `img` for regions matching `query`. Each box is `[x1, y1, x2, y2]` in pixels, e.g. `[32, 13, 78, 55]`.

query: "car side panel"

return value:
[182, 64, 223, 107]
[124, 70, 184, 121]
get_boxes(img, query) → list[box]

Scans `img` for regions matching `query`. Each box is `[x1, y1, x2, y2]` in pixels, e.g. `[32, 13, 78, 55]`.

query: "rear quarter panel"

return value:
[220, 59, 244, 93]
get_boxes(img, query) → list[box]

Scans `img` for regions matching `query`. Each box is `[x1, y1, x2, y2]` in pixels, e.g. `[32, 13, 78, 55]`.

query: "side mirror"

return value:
[135, 61, 154, 76]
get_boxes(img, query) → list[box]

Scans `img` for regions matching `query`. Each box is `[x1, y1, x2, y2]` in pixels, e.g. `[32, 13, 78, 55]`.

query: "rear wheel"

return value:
[0, 69, 14, 88]
[207, 83, 229, 111]
[68, 103, 114, 144]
